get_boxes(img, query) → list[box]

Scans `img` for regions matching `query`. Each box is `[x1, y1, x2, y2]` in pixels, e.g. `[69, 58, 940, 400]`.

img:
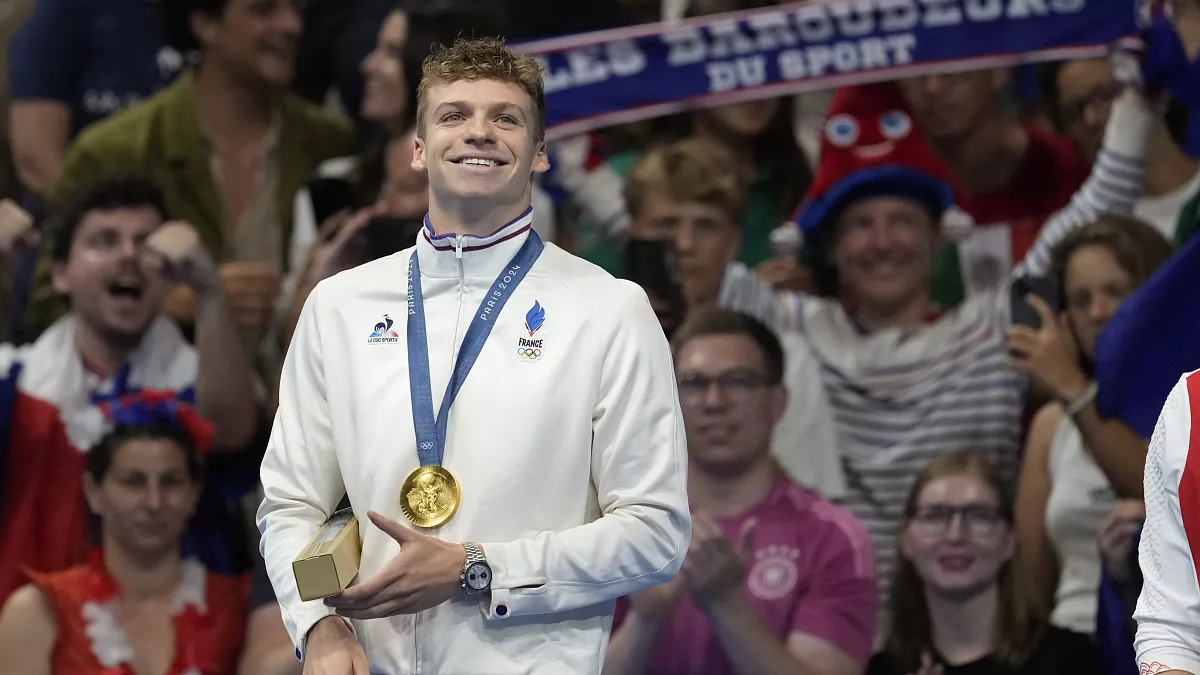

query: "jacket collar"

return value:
[415, 207, 535, 279]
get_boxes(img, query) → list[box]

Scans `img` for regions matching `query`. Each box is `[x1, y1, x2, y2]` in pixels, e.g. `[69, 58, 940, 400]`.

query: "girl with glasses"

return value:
[867, 452, 1102, 675]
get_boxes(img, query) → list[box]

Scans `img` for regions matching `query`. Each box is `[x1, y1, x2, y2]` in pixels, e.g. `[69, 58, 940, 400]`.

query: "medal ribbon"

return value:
[406, 227, 543, 468]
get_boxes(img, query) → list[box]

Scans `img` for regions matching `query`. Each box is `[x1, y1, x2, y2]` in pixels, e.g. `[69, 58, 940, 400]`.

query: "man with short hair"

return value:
[604, 308, 876, 675]
[623, 137, 844, 498]
[0, 174, 257, 602]
[257, 37, 690, 675]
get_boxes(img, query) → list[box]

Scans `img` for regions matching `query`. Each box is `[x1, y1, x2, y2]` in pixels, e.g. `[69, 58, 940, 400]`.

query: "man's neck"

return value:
[930, 116, 1027, 196]
[73, 321, 138, 379]
[194, 62, 278, 144]
[925, 583, 999, 665]
[687, 453, 777, 517]
[103, 539, 182, 600]
[855, 287, 934, 332]
[426, 195, 532, 238]
[1144, 126, 1200, 198]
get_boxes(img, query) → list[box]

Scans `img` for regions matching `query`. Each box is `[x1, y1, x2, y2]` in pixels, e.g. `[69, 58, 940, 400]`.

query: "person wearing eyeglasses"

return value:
[604, 308, 877, 675]
[866, 451, 1103, 675]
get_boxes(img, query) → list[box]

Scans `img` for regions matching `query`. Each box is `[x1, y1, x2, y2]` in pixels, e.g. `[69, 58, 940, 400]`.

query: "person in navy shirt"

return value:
[8, 0, 185, 201]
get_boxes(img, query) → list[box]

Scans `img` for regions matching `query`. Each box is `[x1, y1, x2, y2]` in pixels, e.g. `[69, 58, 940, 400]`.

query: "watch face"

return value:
[465, 562, 491, 591]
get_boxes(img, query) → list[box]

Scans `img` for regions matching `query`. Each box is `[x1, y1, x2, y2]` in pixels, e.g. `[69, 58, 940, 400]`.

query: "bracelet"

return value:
[1060, 381, 1099, 417]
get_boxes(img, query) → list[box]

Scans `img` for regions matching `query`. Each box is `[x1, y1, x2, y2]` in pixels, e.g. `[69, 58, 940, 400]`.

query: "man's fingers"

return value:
[325, 570, 400, 608]
[368, 510, 417, 545]
[317, 209, 352, 242]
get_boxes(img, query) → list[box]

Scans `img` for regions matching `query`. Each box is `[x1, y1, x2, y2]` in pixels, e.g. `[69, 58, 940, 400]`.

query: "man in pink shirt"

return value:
[604, 309, 877, 675]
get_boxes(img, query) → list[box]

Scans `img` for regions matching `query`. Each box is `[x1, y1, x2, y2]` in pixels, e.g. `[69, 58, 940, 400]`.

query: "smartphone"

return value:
[623, 238, 685, 335]
[624, 238, 676, 297]
[357, 215, 424, 262]
[1010, 274, 1061, 329]
[307, 177, 356, 225]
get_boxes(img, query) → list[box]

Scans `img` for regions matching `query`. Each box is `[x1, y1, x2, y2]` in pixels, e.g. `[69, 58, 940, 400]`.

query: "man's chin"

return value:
[96, 316, 154, 346]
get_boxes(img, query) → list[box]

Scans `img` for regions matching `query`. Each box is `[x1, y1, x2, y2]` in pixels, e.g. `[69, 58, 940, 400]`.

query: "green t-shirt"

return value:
[1174, 188, 1200, 246]
[572, 150, 789, 276]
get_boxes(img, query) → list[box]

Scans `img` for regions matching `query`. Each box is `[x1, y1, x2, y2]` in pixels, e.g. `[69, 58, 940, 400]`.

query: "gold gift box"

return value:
[292, 508, 362, 602]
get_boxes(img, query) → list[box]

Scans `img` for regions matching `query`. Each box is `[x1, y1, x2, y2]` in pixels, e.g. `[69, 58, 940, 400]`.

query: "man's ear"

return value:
[188, 11, 221, 51]
[411, 134, 428, 173]
[51, 260, 70, 295]
[532, 141, 550, 175]
[768, 384, 789, 427]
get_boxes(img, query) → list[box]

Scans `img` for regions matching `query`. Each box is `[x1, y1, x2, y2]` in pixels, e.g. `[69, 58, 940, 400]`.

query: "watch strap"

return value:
[463, 542, 486, 566]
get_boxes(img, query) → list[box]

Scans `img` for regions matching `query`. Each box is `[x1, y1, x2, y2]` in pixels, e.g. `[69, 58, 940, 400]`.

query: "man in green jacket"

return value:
[30, 0, 353, 353]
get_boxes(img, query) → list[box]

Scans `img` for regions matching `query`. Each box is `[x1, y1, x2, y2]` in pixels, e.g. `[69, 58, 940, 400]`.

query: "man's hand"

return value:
[683, 511, 756, 609]
[303, 616, 368, 675]
[0, 199, 36, 259]
[220, 261, 282, 329]
[1100, 499, 1146, 583]
[755, 257, 815, 294]
[1007, 295, 1089, 398]
[304, 205, 384, 287]
[324, 511, 466, 620]
[142, 221, 221, 296]
[907, 652, 945, 675]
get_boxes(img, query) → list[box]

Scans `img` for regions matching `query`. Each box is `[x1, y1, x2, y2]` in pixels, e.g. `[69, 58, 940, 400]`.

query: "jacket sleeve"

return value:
[480, 289, 691, 620]
[1012, 89, 1152, 281]
[255, 283, 350, 657]
[1134, 372, 1200, 675]
[717, 262, 807, 335]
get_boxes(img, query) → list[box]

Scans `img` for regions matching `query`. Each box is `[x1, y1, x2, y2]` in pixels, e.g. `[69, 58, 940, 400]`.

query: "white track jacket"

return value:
[257, 208, 691, 675]
[1136, 369, 1200, 675]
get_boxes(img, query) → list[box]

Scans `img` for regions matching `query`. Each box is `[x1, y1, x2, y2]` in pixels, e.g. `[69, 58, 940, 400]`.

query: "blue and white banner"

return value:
[516, 0, 1140, 140]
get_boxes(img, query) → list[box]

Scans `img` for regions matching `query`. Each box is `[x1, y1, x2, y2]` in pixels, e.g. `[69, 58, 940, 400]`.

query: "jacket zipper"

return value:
[451, 236, 466, 364]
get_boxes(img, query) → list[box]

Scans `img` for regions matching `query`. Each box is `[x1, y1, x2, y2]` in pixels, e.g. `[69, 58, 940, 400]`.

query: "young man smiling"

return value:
[257, 38, 690, 675]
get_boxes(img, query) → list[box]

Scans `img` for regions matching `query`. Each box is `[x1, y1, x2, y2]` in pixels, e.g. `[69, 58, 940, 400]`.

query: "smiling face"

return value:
[193, 0, 303, 88]
[412, 78, 549, 215]
[675, 333, 786, 474]
[360, 11, 409, 125]
[900, 472, 1014, 598]
[831, 195, 939, 317]
[84, 437, 201, 559]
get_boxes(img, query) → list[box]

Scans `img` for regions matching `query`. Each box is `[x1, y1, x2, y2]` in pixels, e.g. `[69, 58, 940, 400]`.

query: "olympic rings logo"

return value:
[516, 347, 542, 360]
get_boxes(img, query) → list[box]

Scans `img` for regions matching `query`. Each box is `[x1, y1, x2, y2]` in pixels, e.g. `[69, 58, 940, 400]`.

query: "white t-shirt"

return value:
[1133, 168, 1200, 241]
[1046, 415, 1117, 634]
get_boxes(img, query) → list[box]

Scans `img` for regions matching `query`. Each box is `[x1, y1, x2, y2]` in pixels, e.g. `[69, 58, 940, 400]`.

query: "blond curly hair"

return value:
[416, 36, 547, 141]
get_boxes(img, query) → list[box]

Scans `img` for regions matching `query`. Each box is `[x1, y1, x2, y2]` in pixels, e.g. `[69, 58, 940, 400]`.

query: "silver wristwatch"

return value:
[460, 542, 492, 595]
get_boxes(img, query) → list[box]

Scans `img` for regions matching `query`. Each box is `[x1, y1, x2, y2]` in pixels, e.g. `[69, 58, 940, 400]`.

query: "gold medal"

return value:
[399, 465, 461, 528]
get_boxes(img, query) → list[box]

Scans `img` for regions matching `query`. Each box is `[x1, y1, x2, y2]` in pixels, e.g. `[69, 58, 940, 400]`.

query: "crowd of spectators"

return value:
[0, 0, 1193, 673]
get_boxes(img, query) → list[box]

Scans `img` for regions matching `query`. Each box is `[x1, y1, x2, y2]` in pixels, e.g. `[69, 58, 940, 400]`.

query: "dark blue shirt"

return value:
[8, 0, 184, 135]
